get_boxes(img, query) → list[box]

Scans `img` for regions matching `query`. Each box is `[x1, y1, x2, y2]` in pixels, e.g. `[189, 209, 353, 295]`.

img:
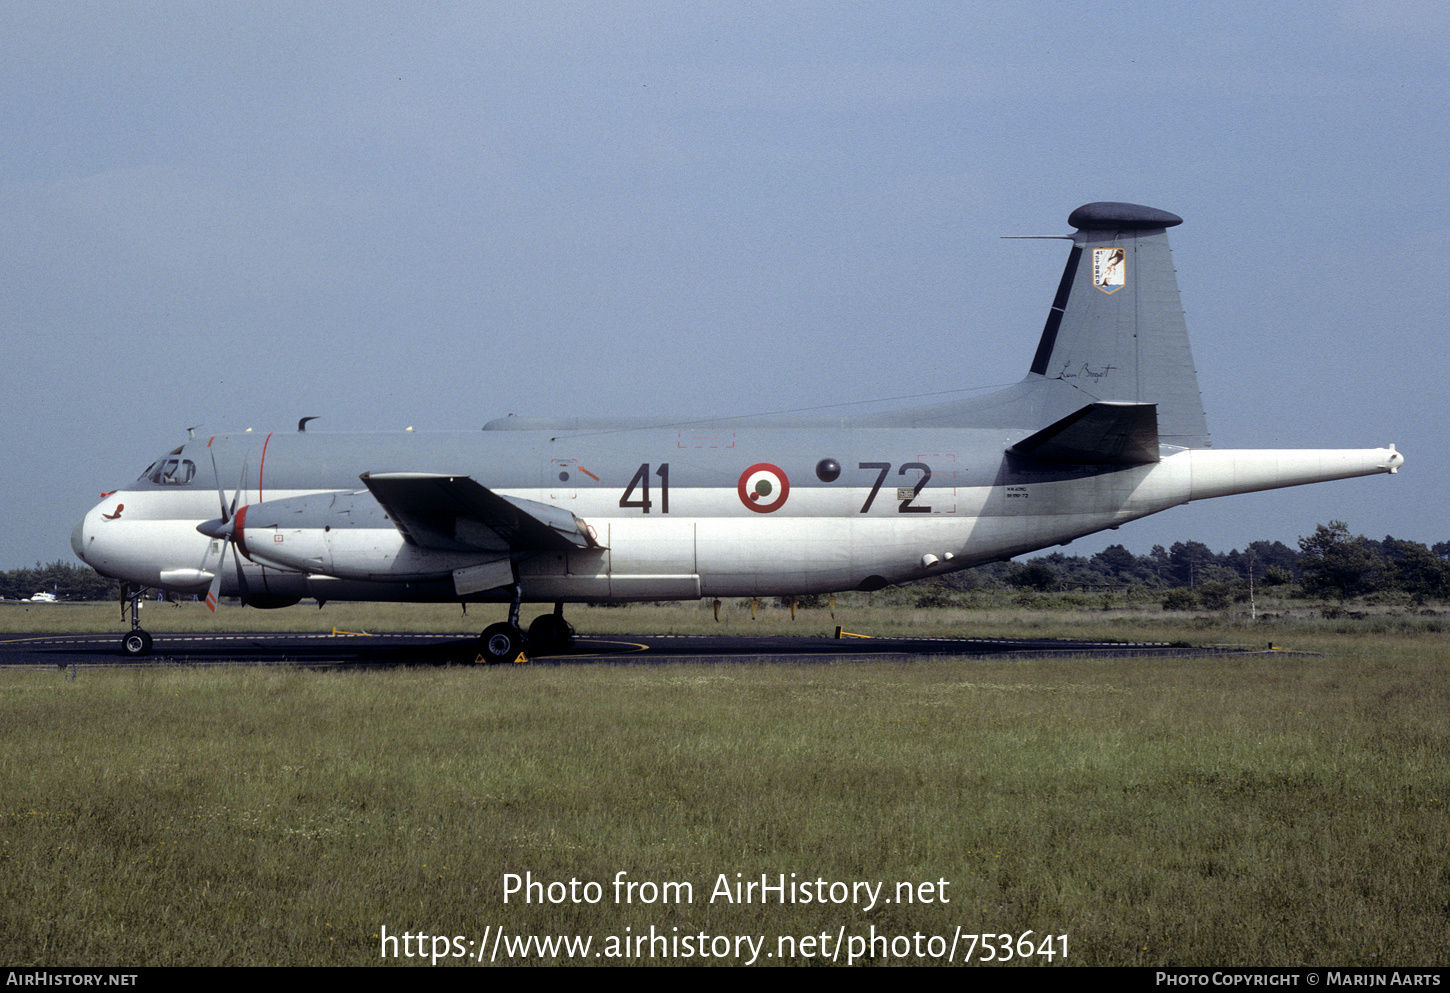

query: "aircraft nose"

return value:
[71, 517, 87, 562]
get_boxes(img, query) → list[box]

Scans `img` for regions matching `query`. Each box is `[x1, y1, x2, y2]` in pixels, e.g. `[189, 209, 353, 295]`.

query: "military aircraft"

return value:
[72, 202, 1403, 660]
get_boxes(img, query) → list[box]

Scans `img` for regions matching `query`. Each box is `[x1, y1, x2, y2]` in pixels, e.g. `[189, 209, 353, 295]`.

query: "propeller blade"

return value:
[205, 564, 222, 612]
[209, 450, 230, 523]
[230, 539, 249, 604]
[230, 457, 248, 520]
[201, 449, 252, 610]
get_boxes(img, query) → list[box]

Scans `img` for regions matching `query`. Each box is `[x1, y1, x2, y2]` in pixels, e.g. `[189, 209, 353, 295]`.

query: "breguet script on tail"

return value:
[73, 202, 1403, 659]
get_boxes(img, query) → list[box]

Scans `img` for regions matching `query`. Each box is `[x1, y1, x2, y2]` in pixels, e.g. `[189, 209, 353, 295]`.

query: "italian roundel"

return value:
[737, 463, 790, 513]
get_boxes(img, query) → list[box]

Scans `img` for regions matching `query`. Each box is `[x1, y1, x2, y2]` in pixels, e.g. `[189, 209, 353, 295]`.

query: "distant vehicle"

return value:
[73, 201, 1403, 659]
[23, 592, 58, 603]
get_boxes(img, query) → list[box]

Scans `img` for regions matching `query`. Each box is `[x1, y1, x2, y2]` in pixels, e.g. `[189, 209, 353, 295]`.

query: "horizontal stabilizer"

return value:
[360, 472, 599, 553]
[1009, 402, 1160, 465]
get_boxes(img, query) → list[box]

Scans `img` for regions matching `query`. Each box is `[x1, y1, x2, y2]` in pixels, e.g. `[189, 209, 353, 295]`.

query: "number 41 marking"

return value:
[620, 463, 669, 513]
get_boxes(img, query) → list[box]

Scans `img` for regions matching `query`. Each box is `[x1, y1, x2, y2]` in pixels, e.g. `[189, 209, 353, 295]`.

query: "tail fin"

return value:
[1028, 202, 1211, 449]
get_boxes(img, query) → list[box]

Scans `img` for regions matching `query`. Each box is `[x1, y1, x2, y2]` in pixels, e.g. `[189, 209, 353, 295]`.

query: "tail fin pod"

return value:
[1030, 202, 1211, 449]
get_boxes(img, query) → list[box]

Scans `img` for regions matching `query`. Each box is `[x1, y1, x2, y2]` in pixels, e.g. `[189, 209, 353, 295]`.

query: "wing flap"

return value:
[1008, 402, 1161, 465]
[359, 472, 599, 553]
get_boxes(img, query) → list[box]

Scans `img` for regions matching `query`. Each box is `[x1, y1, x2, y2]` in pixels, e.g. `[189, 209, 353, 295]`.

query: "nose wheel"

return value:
[119, 583, 154, 657]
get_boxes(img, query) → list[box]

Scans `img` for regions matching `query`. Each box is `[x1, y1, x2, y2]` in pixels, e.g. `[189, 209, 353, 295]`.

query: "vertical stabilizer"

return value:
[1029, 202, 1211, 449]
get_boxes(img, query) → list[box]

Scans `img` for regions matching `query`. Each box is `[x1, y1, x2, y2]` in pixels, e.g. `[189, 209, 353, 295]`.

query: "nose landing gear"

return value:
[119, 582, 154, 657]
[122, 628, 153, 657]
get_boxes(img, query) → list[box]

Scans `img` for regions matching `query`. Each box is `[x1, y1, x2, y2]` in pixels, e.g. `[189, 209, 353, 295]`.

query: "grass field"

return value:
[4, 591, 1445, 641]
[2, 601, 1447, 966]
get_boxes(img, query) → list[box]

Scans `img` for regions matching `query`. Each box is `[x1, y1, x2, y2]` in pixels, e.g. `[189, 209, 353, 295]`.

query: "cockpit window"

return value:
[142, 458, 197, 485]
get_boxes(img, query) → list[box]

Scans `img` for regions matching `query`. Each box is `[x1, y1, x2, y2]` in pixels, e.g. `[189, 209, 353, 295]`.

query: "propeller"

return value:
[197, 452, 251, 611]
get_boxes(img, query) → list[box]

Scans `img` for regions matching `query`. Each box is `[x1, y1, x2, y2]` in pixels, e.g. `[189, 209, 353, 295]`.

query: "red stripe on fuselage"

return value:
[258, 432, 273, 502]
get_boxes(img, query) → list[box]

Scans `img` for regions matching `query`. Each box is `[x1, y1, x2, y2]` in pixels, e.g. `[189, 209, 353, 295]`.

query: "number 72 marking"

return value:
[858, 462, 932, 513]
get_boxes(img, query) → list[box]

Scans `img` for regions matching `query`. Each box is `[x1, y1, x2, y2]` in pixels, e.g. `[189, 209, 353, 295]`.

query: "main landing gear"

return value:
[527, 605, 575, 656]
[475, 597, 575, 664]
[119, 583, 154, 657]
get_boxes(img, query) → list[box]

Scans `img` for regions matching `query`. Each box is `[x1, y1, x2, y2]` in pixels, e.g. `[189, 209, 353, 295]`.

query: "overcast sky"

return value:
[3, 1, 1446, 569]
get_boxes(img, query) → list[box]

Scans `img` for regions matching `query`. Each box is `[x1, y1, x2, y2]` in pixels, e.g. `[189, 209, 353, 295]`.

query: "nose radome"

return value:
[71, 517, 87, 562]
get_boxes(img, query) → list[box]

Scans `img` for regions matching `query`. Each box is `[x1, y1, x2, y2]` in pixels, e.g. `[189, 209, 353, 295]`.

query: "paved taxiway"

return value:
[0, 630, 1265, 668]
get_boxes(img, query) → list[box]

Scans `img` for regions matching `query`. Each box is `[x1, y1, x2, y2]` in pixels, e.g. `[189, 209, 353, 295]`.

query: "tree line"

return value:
[966, 521, 1449, 604]
[0, 560, 118, 602]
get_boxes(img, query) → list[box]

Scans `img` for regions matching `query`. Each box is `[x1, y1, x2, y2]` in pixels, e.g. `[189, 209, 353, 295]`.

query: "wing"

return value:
[359, 472, 601, 553]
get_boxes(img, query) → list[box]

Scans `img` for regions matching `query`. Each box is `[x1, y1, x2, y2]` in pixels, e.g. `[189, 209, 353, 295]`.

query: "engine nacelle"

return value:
[234, 491, 507, 583]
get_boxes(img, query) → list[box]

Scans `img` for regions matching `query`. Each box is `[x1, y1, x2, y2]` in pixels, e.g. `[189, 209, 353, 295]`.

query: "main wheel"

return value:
[526, 614, 575, 657]
[477, 623, 526, 664]
[121, 630, 153, 657]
